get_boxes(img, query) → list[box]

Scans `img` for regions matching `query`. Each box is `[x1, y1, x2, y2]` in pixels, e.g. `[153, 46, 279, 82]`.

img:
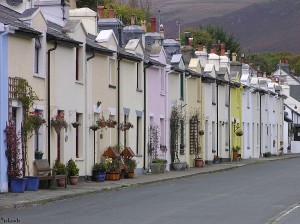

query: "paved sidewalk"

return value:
[1, 154, 299, 211]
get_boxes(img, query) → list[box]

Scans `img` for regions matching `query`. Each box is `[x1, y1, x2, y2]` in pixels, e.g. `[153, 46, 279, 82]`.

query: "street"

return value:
[2, 158, 300, 224]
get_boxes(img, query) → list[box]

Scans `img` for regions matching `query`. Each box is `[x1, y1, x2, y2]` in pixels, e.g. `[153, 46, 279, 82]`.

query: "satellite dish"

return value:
[6, 0, 23, 6]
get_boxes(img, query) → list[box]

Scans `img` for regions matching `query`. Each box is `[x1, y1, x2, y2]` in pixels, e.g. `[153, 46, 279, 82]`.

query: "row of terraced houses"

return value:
[1, 0, 300, 193]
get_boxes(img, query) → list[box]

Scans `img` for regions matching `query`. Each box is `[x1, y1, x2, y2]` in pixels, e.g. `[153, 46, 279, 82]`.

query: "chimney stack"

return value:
[257, 71, 263, 77]
[184, 32, 190, 46]
[130, 15, 136, 25]
[271, 76, 276, 83]
[197, 41, 203, 51]
[97, 6, 104, 19]
[232, 52, 237, 61]
[150, 17, 156, 32]
[108, 9, 115, 18]
[141, 20, 147, 32]
[220, 43, 225, 56]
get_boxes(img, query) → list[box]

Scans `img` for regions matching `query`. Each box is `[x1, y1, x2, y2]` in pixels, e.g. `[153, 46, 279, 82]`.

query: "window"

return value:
[74, 113, 83, 158]
[136, 117, 141, 154]
[160, 118, 165, 146]
[212, 84, 216, 105]
[124, 115, 128, 147]
[136, 62, 142, 90]
[247, 90, 250, 108]
[109, 57, 116, 87]
[180, 120, 184, 154]
[212, 122, 215, 152]
[34, 37, 41, 74]
[180, 73, 184, 100]
[225, 85, 229, 106]
[75, 47, 83, 82]
[33, 109, 44, 154]
[197, 78, 201, 102]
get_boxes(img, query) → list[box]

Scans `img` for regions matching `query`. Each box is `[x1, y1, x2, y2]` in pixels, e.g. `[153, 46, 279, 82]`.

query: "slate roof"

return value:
[47, 21, 82, 46]
[144, 54, 165, 67]
[118, 47, 142, 62]
[145, 44, 162, 55]
[62, 20, 81, 33]
[0, 4, 41, 35]
[86, 34, 115, 55]
[19, 7, 39, 19]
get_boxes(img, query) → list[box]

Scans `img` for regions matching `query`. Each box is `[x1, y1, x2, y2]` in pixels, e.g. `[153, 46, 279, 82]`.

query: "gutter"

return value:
[47, 40, 57, 165]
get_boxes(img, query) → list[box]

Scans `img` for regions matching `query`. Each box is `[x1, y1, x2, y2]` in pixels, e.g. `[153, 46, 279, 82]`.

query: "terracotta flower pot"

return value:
[194, 158, 204, 168]
[56, 178, 66, 187]
[69, 176, 79, 185]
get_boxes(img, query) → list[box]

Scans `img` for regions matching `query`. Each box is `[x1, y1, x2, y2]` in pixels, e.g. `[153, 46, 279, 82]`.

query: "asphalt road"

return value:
[2, 158, 300, 224]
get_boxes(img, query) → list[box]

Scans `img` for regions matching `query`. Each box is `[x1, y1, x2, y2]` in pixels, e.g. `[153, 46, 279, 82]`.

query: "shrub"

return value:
[66, 159, 79, 176]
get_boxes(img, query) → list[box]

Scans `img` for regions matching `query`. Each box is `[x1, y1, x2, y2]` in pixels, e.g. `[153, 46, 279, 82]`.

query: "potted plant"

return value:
[53, 160, 67, 187]
[34, 150, 44, 160]
[51, 113, 68, 134]
[194, 157, 204, 168]
[106, 157, 122, 180]
[97, 117, 107, 128]
[66, 159, 79, 185]
[232, 146, 241, 161]
[92, 158, 111, 181]
[5, 121, 27, 193]
[213, 155, 221, 164]
[124, 159, 137, 178]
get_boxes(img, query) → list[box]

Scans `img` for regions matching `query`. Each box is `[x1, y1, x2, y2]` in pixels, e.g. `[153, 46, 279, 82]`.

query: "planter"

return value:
[35, 151, 44, 160]
[150, 163, 161, 174]
[105, 172, 120, 181]
[172, 162, 183, 171]
[56, 178, 66, 187]
[232, 152, 239, 161]
[10, 178, 27, 193]
[160, 164, 166, 173]
[69, 176, 79, 185]
[181, 162, 187, 170]
[71, 122, 81, 128]
[194, 158, 204, 168]
[25, 176, 39, 191]
[93, 172, 106, 182]
[124, 171, 135, 178]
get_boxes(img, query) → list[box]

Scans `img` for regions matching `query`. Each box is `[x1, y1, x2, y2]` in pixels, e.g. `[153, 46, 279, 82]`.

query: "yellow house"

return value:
[230, 58, 243, 159]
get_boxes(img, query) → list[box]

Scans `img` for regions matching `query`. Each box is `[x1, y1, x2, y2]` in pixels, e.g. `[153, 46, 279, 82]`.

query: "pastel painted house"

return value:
[86, 30, 116, 174]
[145, 40, 168, 168]
[118, 39, 145, 174]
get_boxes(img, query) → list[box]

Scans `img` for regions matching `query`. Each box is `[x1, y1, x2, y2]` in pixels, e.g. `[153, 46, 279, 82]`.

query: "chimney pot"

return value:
[188, 38, 193, 47]
[184, 32, 190, 46]
[210, 44, 217, 54]
[150, 17, 156, 32]
[232, 52, 237, 61]
[108, 9, 115, 18]
[130, 15, 136, 25]
[220, 43, 225, 56]
[141, 20, 147, 32]
[97, 6, 104, 19]
[69, 0, 77, 9]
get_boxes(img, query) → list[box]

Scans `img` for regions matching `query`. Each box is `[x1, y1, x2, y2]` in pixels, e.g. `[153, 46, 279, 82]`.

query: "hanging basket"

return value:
[90, 124, 99, 132]
[71, 121, 81, 128]
[235, 130, 243, 136]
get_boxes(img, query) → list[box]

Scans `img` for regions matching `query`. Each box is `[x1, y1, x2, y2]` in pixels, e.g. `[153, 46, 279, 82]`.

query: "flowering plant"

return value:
[51, 113, 68, 134]
[96, 117, 107, 128]
[106, 118, 117, 128]
[28, 111, 46, 132]
[119, 121, 134, 131]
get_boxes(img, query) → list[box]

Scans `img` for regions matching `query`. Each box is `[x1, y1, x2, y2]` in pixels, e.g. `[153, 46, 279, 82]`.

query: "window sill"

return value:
[212, 102, 216, 105]
[135, 154, 143, 158]
[75, 158, 84, 162]
[33, 74, 45, 79]
[160, 92, 166, 96]
[136, 89, 143, 93]
[180, 98, 184, 101]
[75, 80, 84, 85]
[109, 84, 116, 89]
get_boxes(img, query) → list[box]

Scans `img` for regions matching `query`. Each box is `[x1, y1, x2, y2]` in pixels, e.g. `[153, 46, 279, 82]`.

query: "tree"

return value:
[181, 25, 241, 55]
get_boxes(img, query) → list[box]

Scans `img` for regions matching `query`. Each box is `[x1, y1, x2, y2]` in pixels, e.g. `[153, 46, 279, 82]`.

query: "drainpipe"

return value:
[228, 84, 231, 161]
[47, 40, 57, 165]
[117, 54, 122, 145]
[143, 63, 152, 170]
[85, 50, 95, 178]
[259, 93, 262, 157]
[216, 83, 219, 158]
